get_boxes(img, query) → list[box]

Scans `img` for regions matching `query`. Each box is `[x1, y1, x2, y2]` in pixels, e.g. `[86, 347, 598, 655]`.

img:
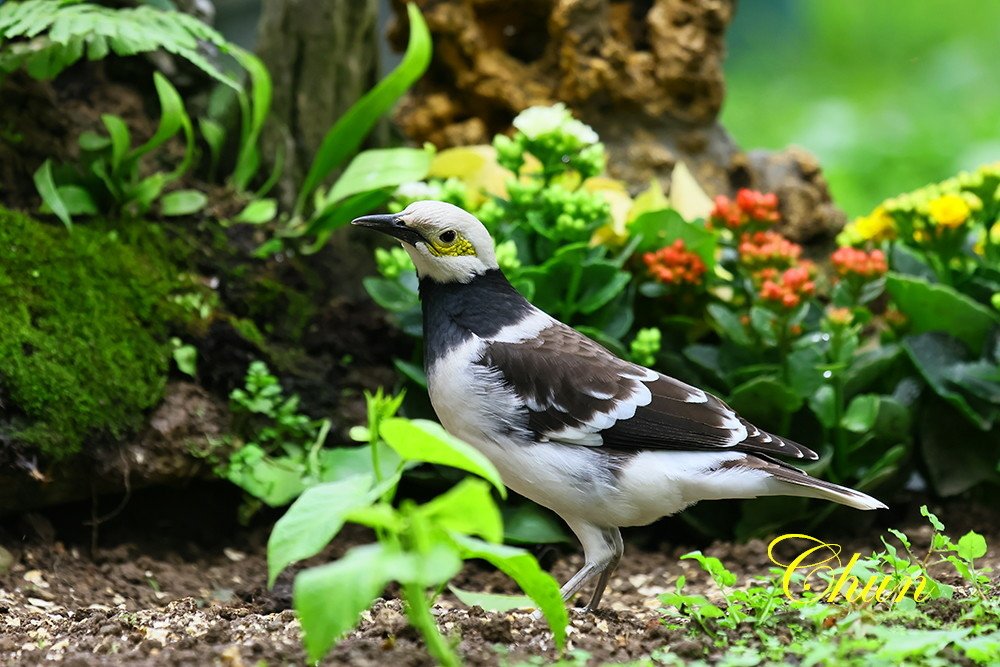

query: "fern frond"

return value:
[0, 0, 239, 88]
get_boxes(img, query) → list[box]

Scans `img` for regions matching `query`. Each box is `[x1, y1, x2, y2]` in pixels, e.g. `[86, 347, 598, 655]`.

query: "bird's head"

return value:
[352, 200, 498, 284]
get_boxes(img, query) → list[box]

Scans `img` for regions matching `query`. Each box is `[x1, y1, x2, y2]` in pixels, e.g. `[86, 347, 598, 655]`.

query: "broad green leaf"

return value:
[707, 304, 751, 347]
[393, 358, 427, 388]
[449, 533, 567, 649]
[293, 544, 395, 662]
[234, 198, 278, 224]
[294, 542, 462, 662]
[33, 159, 72, 228]
[267, 474, 395, 585]
[886, 273, 999, 351]
[317, 444, 401, 485]
[79, 130, 111, 152]
[296, 3, 431, 213]
[417, 478, 502, 543]
[304, 188, 392, 239]
[727, 376, 802, 429]
[575, 263, 631, 314]
[449, 585, 534, 612]
[380, 418, 506, 496]
[323, 147, 432, 209]
[629, 208, 716, 267]
[904, 333, 998, 429]
[841, 394, 880, 433]
[363, 276, 419, 312]
[956, 531, 987, 561]
[844, 344, 903, 397]
[54, 185, 97, 215]
[160, 189, 207, 216]
[502, 504, 572, 545]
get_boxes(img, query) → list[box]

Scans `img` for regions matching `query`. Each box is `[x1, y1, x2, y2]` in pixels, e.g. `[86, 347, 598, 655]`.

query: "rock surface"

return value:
[391, 0, 844, 242]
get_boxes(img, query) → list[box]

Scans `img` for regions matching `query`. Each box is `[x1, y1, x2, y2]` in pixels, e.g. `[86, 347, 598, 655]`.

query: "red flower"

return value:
[759, 265, 815, 309]
[710, 189, 780, 230]
[643, 239, 707, 286]
[739, 231, 802, 270]
[831, 247, 888, 280]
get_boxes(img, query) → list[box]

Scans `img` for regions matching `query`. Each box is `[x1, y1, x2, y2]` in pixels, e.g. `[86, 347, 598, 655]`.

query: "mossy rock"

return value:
[0, 208, 178, 460]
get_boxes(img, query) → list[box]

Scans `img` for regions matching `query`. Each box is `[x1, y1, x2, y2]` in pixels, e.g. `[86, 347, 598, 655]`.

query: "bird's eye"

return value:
[438, 230, 457, 244]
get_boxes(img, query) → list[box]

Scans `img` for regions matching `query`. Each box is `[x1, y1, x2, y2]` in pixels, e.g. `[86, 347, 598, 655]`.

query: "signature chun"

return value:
[768, 534, 930, 604]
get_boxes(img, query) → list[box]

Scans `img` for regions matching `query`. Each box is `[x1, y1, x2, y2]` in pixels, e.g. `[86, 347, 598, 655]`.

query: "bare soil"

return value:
[1, 485, 997, 666]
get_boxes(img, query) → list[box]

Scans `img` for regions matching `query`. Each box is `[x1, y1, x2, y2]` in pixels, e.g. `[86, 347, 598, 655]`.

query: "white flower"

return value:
[563, 118, 599, 145]
[395, 181, 442, 200]
[512, 103, 599, 145]
[512, 104, 570, 139]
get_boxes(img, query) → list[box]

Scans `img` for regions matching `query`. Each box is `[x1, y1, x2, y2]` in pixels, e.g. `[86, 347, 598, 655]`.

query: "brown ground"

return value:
[1, 484, 997, 666]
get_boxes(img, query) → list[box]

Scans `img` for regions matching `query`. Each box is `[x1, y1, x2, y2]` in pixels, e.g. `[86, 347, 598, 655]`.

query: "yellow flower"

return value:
[851, 206, 896, 242]
[927, 194, 971, 228]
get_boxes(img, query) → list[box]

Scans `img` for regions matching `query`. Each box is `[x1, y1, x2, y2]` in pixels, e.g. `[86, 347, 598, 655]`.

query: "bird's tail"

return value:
[773, 472, 887, 510]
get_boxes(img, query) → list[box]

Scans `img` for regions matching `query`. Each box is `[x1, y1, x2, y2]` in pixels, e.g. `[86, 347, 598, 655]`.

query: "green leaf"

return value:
[33, 159, 72, 228]
[809, 385, 837, 429]
[199, 117, 225, 176]
[417, 478, 502, 543]
[295, 542, 462, 662]
[841, 394, 880, 433]
[502, 504, 572, 545]
[170, 339, 197, 377]
[54, 185, 97, 215]
[267, 474, 396, 586]
[293, 545, 387, 662]
[448, 585, 535, 612]
[296, 3, 431, 213]
[234, 198, 278, 224]
[918, 399, 1000, 496]
[229, 47, 272, 191]
[681, 551, 737, 587]
[904, 332, 998, 429]
[920, 504, 946, 532]
[956, 531, 987, 561]
[449, 533, 567, 649]
[323, 147, 432, 209]
[363, 276, 419, 312]
[575, 263, 631, 314]
[727, 377, 802, 429]
[380, 418, 506, 496]
[132, 72, 184, 160]
[629, 208, 716, 267]
[886, 273, 1000, 351]
[160, 189, 207, 216]
[100, 114, 132, 174]
[304, 188, 392, 239]
[707, 304, 751, 347]
[393, 358, 427, 388]
[317, 444, 401, 485]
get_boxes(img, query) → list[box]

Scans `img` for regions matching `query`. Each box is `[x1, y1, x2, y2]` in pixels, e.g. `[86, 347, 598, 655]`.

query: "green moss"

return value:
[0, 208, 178, 460]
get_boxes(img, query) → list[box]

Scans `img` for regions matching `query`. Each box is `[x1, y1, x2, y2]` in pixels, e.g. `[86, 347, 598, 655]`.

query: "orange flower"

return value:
[740, 231, 803, 270]
[710, 189, 780, 230]
[831, 247, 888, 280]
[759, 265, 815, 309]
[643, 239, 707, 286]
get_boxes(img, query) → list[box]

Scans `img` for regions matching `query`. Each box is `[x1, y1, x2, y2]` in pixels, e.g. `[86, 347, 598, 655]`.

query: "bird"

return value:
[352, 200, 887, 612]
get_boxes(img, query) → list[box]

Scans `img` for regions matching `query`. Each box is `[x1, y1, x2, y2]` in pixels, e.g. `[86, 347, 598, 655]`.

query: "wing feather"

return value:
[477, 321, 818, 461]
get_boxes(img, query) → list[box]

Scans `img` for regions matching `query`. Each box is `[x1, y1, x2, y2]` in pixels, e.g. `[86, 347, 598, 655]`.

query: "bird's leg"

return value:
[583, 527, 623, 612]
[561, 521, 623, 611]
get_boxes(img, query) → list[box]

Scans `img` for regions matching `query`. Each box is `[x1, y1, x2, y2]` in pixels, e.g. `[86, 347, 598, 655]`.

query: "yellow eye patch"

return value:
[426, 234, 476, 257]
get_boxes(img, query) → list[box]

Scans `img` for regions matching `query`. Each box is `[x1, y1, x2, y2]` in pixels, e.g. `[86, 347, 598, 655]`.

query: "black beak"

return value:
[351, 214, 425, 246]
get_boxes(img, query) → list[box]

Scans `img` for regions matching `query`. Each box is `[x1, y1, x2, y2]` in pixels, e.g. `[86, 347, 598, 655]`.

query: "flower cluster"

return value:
[926, 193, 971, 229]
[495, 103, 605, 179]
[644, 240, 707, 286]
[629, 327, 662, 367]
[831, 247, 888, 280]
[710, 189, 780, 230]
[759, 266, 816, 309]
[375, 246, 414, 280]
[390, 178, 469, 213]
[738, 231, 802, 270]
[841, 206, 896, 244]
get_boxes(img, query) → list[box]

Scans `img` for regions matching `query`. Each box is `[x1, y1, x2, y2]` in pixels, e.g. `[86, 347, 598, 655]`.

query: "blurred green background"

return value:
[723, 0, 1000, 217]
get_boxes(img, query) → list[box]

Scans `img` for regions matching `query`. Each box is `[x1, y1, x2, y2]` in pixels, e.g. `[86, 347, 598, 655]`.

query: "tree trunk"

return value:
[256, 0, 381, 208]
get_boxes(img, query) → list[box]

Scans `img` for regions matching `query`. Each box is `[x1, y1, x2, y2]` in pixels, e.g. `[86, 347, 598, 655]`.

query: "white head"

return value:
[352, 201, 498, 283]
